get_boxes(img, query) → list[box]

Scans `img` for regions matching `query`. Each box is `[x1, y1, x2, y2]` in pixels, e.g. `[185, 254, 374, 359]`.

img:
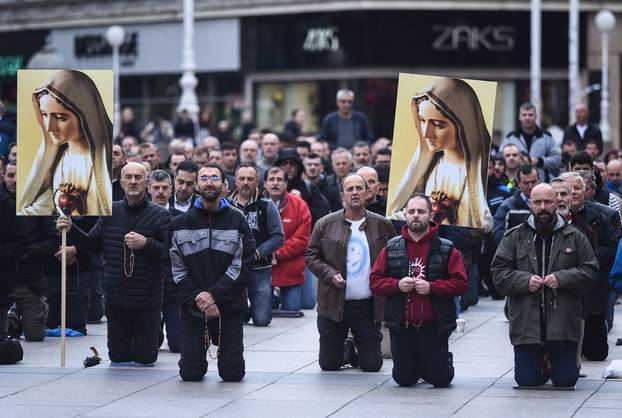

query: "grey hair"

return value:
[331, 147, 352, 161]
[336, 89, 354, 101]
[149, 169, 172, 183]
[558, 172, 585, 191]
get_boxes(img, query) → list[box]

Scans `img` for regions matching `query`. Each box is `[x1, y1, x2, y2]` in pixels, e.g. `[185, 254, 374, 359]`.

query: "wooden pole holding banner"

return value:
[60, 226, 67, 367]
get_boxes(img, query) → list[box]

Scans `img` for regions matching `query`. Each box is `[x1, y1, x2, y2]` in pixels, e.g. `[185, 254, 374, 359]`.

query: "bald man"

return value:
[492, 183, 598, 388]
[57, 162, 172, 366]
[563, 104, 603, 153]
[606, 159, 622, 194]
[356, 166, 385, 216]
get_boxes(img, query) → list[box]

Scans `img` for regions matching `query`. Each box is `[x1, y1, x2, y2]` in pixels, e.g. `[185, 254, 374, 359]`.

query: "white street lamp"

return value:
[178, 0, 199, 138]
[106, 25, 125, 140]
[531, 0, 542, 125]
[595, 10, 616, 143]
[568, 0, 580, 124]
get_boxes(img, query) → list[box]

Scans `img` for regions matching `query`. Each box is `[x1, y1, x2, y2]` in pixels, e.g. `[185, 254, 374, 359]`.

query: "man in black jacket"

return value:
[561, 171, 621, 361]
[170, 163, 255, 382]
[57, 162, 171, 365]
[563, 104, 603, 154]
[0, 191, 28, 340]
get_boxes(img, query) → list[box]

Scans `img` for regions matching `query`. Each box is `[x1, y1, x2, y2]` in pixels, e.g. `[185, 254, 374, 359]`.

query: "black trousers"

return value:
[390, 325, 454, 387]
[105, 306, 160, 364]
[582, 314, 609, 361]
[178, 309, 245, 382]
[317, 298, 382, 372]
[45, 271, 91, 332]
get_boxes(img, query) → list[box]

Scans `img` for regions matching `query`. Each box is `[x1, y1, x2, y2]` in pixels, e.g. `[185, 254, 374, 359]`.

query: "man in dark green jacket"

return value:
[491, 183, 598, 388]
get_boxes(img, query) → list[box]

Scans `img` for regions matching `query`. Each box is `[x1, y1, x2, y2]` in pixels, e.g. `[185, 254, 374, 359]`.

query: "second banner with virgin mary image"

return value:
[386, 73, 497, 229]
[16, 69, 113, 217]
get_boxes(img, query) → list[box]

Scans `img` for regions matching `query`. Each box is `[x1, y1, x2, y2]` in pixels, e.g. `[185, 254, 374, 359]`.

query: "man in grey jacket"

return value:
[491, 183, 598, 388]
[499, 103, 561, 182]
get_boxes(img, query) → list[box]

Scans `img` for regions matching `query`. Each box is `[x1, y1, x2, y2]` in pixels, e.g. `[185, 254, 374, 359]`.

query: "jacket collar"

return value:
[194, 197, 230, 212]
[525, 213, 567, 234]
[124, 195, 148, 211]
[228, 188, 260, 209]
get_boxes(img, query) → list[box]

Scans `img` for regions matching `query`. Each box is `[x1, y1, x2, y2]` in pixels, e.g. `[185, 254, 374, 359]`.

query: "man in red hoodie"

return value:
[370, 193, 467, 387]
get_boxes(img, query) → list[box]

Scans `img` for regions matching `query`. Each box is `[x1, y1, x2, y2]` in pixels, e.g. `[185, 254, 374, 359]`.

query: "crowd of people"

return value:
[0, 89, 621, 390]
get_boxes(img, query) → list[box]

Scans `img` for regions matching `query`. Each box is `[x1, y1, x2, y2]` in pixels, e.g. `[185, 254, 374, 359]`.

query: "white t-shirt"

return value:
[576, 124, 588, 139]
[345, 218, 372, 300]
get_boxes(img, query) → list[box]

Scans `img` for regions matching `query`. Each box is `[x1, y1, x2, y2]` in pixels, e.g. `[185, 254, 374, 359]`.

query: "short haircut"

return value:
[549, 178, 570, 190]
[149, 169, 172, 183]
[516, 164, 538, 181]
[502, 143, 520, 153]
[336, 89, 354, 101]
[375, 164, 390, 183]
[519, 102, 536, 113]
[9, 142, 17, 151]
[296, 141, 311, 151]
[7, 160, 16, 167]
[192, 147, 209, 157]
[264, 165, 288, 182]
[561, 139, 578, 148]
[176, 159, 199, 176]
[139, 142, 157, 152]
[569, 151, 593, 168]
[332, 147, 352, 161]
[353, 141, 370, 149]
[200, 162, 225, 182]
[235, 162, 259, 178]
[406, 193, 432, 213]
[339, 173, 368, 192]
[376, 148, 392, 157]
[559, 172, 585, 191]
[291, 108, 302, 118]
[221, 142, 238, 152]
[304, 152, 322, 161]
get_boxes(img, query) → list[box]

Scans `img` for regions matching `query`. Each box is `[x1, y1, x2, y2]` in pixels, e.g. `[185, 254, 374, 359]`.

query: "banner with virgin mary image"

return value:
[16, 69, 113, 216]
[386, 73, 497, 229]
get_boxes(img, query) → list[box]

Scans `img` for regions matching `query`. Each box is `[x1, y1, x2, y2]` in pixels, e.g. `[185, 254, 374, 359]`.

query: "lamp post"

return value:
[178, 0, 199, 129]
[530, 0, 542, 125]
[106, 25, 125, 140]
[595, 10, 616, 143]
[568, 0, 580, 124]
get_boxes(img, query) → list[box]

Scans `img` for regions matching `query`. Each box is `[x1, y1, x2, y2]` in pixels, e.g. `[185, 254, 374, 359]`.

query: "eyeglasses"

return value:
[199, 175, 222, 183]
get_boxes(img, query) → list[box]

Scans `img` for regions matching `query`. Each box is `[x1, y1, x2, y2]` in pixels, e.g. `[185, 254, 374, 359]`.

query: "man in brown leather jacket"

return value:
[305, 173, 396, 371]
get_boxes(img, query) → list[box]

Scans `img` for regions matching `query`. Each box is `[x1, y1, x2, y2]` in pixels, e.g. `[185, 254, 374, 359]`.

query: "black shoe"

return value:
[7, 309, 21, 339]
[344, 337, 358, 368]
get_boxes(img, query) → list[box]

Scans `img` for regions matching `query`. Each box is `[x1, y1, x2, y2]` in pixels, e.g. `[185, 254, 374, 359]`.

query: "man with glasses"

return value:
[170, 163, 255, 381]
[318, 89, 373, 149]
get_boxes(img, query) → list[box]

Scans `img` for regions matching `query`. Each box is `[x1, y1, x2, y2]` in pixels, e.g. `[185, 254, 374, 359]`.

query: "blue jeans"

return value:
[280, 285, 302, 311]
[514, 340, 579, 387]
[301, 266, 317, 309]
[248, 267, 272, 327]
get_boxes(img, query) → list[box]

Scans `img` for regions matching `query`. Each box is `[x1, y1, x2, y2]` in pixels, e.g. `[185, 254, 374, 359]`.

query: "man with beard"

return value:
[170, 163, 255, 381]
[228, 164, 284, 326]
[560, 172, 620, 361]
[370, 193, 467, 387]
[492, 183, 598, 387]
[57, 163, 171, 365]
[305, 173, 396, 372]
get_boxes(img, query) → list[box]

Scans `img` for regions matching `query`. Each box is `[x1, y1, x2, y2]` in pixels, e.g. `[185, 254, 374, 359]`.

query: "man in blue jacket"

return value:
[318, 89, 373, 149]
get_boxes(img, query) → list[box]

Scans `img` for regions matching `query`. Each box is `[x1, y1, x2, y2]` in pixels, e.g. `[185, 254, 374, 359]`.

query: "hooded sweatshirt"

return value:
[370, 222, 467, 327]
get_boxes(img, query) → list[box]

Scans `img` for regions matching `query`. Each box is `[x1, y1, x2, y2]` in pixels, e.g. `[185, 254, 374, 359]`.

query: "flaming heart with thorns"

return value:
[55, 183, 85, 216]
[430, 190, 457, 225]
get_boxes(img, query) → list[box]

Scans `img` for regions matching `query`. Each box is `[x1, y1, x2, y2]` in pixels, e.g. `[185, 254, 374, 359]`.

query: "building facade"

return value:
[0, 0, 620, 146]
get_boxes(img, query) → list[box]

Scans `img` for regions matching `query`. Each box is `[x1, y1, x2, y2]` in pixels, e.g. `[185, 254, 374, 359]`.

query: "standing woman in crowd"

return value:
[18, 70, 112, 216]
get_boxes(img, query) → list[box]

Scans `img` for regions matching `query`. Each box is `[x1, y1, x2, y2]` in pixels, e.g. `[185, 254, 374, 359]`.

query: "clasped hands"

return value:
[398, 276, 430, 295]
[196, 291, 220, 318]
[528, 274, 559, 292]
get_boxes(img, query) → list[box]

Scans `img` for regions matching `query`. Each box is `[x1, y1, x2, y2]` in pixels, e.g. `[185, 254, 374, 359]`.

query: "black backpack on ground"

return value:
[0, 335, 23, 365]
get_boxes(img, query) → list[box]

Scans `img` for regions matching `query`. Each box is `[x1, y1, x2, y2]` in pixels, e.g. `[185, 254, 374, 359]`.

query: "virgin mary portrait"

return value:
[17, 70, 112, 216]
[388, 78, 491, 228]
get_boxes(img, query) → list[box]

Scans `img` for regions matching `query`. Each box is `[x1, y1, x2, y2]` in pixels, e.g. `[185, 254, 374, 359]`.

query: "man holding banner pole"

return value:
[57, 162, 171, 366]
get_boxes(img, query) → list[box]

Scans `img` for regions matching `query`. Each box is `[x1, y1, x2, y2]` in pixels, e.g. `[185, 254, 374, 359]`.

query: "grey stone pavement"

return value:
[1, 299, 621, 418]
